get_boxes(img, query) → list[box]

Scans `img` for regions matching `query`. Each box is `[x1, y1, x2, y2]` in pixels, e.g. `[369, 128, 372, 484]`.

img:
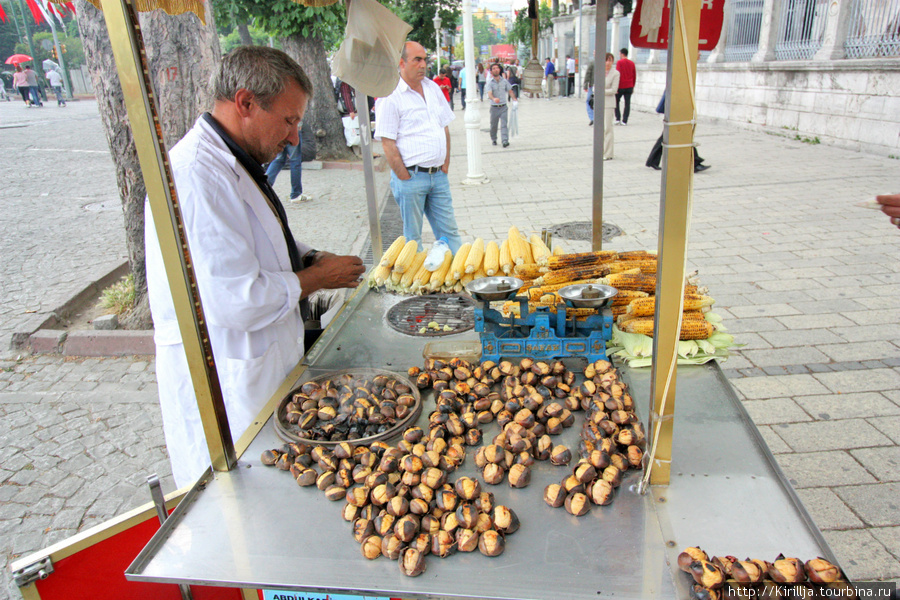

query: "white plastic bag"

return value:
[342, 116, 361, 147]
[332, 0, 412, 98]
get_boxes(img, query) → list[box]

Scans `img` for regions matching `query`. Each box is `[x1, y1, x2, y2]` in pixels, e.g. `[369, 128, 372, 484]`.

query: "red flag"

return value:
[25, 0, 45, 23]
[0, 3, 8, 22]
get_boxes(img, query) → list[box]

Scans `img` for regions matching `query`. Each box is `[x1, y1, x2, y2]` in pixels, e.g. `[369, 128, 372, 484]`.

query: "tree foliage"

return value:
[507, 3, 553, 53]
[383, 0, 459, 52]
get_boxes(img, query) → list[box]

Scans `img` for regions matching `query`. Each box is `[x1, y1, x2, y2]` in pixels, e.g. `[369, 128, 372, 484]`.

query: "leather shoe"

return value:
[502, 141, 509, 147]
[588, 120, 593, 126]
[694, 164, 711, 173]
[492, 141, 497, 146]
[648, 164, 661, 171]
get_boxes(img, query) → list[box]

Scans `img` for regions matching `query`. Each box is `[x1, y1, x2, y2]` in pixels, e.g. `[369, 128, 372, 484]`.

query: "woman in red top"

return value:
[433, 67, 452, 104]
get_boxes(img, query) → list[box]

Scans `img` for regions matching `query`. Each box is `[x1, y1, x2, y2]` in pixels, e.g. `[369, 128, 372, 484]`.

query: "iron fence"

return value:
[774, 0, 829, 59]
[724, 0, 764, 61]
[845, 0, 900, 57]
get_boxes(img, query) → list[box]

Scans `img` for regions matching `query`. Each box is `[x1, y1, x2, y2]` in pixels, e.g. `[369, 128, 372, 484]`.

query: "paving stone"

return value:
[759, 328, 845, 348]
[773, 450, 877, 488]
[795, 392, 900, 421]
[742, 398, 812, 425]
[850, 447, 900, 482]
[755, 425, 793, 454]
[816, 341, 900, 363]
[813, 368, 900, 394]
[795, 488, 864, 530]
[832, 323, 900, 343]
[822, 529, 900, 581]
[772, 419, 893, 453]
[870, 527, 900, 561]
[730, 374, 831, 400]
[834, 483, 900, 527]
[775, 313, 858, 329]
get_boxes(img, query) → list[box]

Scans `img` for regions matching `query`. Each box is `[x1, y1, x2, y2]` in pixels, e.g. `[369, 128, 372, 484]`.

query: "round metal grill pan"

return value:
[386, 294, 475, 337]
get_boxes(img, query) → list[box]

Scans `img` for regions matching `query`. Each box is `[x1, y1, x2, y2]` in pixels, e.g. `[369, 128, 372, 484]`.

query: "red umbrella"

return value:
[4, 54, 33, 64]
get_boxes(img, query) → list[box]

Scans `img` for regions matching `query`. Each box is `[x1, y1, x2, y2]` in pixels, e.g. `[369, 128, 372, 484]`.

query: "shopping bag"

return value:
[342, 116, 361, 147]
[508, 102, 518, 138]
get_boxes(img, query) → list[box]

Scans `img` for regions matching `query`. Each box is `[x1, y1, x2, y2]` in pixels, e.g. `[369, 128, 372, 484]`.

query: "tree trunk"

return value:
[75, 1, 220, 329]
[238, 23, 253, 46]
[282, 33, 355, 161]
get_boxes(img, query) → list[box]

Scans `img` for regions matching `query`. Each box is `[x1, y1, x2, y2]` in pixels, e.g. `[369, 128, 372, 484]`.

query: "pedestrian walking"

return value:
[583, 60, 594, 126]
[266, 124, 312, 203]
[13, 65, 30, 106]
[23, 65, 43, 107]
[566, 54, 576, 97]
[486, 63, 516, 148]
[434, 67, 452, 105]
[375, 41, 462, 253]
[46, 69, 67, 106]
[646, 93, 711, 172]
[449, 68, 458, 110]
[603, 53, 618, 160]
[476, 63, 486, 101]
[459, 64, 467, 109]
[615, 48, 635, 125]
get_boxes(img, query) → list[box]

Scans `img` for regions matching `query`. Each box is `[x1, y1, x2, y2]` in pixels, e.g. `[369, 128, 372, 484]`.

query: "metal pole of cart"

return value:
[355, 85, 383, 265]
[590, 1, 607, 251]
[98, 0, 237, 475]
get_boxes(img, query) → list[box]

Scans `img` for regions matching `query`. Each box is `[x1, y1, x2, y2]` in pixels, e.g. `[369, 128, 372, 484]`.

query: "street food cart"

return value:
[10, 0, 845, 599]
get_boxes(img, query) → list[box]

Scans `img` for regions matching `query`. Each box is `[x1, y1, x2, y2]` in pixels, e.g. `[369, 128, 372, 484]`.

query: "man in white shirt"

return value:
[566, 55, 576, 97]
[46, 69, 66, 106]
[375, 41, 462, 253]
[145, 46, 364, 487]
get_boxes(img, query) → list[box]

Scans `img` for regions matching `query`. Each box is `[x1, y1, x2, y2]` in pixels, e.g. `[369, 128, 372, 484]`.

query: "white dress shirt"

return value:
[567, 58, 575, 73]
[374, 77, 455, 168]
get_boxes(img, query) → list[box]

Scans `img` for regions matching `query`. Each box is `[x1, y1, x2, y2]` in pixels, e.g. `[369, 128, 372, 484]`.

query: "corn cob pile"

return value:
[366, 228, 565, 296]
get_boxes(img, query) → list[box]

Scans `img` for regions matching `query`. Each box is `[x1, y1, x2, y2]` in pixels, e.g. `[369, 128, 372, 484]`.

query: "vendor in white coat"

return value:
[145, 46, 365, 488]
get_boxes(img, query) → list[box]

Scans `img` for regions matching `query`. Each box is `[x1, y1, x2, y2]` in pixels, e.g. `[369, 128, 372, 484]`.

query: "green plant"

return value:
[99, 274, 135, 316]
[889, 154, 899, 160]
[794, 135, 820, 145]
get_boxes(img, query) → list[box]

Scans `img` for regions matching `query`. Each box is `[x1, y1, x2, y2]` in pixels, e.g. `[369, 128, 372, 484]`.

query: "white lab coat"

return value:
[145, 116, 311, 488]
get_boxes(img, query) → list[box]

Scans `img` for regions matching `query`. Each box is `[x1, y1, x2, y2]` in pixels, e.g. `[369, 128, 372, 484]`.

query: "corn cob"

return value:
[618, 250, 657, 261]
[499, 239, 513, 274]
[483, 241, 500, 276]
[607, 260, 653, 274]
[611, 289, 650, 306]
[502, 302, 596, 319]
[612, 305, 629, 319]
[625, 294, 714, 317]
[368, 264, 392, 287]
[446, 242, 472, 284]
[508, 226, 530, 266]
[390, 269, 403, 285]
[408, 258, 432, 292]
[473, 266, 487, 280]
[453, 281, 463, 293]
[391, 240, 419, 274]
[400, 251, 428, 289]
[379, 236, 407, 268]
[622, 317, 715, 340]
[460, 272, 476, 288]
[535, 264, 611, 286]
[545, 250, 618, 270]
[552, 243, 566, 256]
[603, 272, 657, 293]
[464, 238, 485, 274]
[429, 251, 453, 291]
[530, 234, 552, 265]
[514, 263, 547, 279]
[526, 278, 606, 301]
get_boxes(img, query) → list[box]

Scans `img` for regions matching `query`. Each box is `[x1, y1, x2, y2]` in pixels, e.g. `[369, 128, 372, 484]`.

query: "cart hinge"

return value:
[13, 556, 54, 588]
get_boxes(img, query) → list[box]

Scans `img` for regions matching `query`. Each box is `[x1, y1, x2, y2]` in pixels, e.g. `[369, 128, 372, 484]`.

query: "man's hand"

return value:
[297, 254, 365, 298]
[876, 194, 900, 229]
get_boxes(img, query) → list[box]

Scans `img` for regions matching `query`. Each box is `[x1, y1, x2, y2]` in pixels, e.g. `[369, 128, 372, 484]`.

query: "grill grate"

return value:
[386, 295, 476, 337]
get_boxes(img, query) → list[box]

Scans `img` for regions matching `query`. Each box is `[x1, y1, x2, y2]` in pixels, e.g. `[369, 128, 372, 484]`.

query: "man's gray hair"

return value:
[212, 46, 313, 110]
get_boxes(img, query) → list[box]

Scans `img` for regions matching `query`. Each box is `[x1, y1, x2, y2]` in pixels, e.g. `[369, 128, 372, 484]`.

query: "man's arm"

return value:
[487, 82, 499, 104]
[297, 252, 365, 299]
[381, 138, 411, 180]
[509, 81, 516, 102]
[442, 127, 451, 174]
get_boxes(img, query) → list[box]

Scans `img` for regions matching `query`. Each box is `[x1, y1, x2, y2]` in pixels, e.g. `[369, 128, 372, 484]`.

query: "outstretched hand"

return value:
[298, 253, 365, 298]
[876, 194, 900, 229]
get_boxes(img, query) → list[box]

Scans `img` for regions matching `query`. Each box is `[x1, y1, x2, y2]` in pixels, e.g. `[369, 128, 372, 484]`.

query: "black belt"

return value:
[409, 165, 441, 174]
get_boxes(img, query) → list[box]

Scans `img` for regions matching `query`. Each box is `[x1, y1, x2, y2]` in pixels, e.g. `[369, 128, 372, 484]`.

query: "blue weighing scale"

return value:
[465, 277, 617, 363]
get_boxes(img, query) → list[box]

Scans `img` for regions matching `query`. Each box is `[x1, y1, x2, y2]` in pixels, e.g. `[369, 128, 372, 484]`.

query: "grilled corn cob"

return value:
[607, 261, 649, 275]
[611, 289, 650, 306]
[502, 302, 596, 319]
[535, 264, 611, 286]
[429, 251, 453, 291]
[618, 250, 657, 261]
[447, 242, 472, 284]
[368, 264, 392, 287]
[545, 250, 618, 270]
[514, 263, 547, 279]
[622, 317, 715, 340]
[625, 295, 714, 317]
[499, 239, 513, 274]
[526, 278, 607, 301]
[400, 251, 428, 289]
[603, 272, 657, 293]
[464, 238, 485, 274]
[483, 241, 500, 276]
[530, 234, 552, 265]
[380, 236, 407, 268]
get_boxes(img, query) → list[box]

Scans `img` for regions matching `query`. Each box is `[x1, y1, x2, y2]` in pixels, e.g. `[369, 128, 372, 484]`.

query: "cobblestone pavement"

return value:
[2, 94, 899, 598]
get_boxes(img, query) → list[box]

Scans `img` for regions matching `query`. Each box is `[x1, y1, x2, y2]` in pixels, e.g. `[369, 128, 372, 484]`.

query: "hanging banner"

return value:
[630, 0, 724, 51]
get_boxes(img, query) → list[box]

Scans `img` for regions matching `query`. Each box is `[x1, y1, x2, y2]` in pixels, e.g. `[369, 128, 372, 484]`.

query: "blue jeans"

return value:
[265, 138, 302, 199]
[52, 86, 66, 105]
[390, 170, 462, 254]
[29, 86, 43, 106]
[586, 87, 594, 121]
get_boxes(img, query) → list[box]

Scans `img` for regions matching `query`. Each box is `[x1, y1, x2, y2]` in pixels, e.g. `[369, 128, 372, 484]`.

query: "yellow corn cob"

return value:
[447, 242, 472, 284]
[368, 264, 392, 287]
[618, 250, 658, 261]
[400, 251, 428, 289]
[410, 258, 433, 292]
[620, 309, 705, 325]
[623, 317, 714, 340]
[536, 294, 560, 304]
[508, 226, 530, 266]
[526, 278, 606, 301]
[552, 243, 566, 256]
[530, 234, 552, 265]
[453, 281, 463, 293]
[483, 241, 500, 276]
[460, 272, 475, 287]
[616, 313, 638, 327]
[499, 239, 513, 274]
[392, 240, 419, 274]
[606, 263, 642, 275]
[535, 264, 611, 286]
[612, 305, 629, 319]
[464, 238, 485, 274]
[514, 263, 547, 279]
[603, 272, 657, 293]
[545, 251, 619, 270]
[502, 302, 596, 318]
[429, 251, 453, 291]
[473, 267, 488, 282]
[379, 236, 407, 268]
[625, 295, 715, 318]
[390, 269, 403, 285]
[611, 290, 650, 306]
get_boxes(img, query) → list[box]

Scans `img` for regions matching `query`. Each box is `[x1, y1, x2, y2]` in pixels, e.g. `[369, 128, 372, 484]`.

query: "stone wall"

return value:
[632, 59, 900, 157]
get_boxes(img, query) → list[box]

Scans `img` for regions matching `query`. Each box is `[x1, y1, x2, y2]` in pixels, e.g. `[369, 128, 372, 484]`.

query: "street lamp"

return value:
[433, 9, 442, 75]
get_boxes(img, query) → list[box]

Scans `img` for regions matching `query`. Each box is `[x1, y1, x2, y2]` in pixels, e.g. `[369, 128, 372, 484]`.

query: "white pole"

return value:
[462, 0, 489, 185]
[435, 10, 441, 75]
